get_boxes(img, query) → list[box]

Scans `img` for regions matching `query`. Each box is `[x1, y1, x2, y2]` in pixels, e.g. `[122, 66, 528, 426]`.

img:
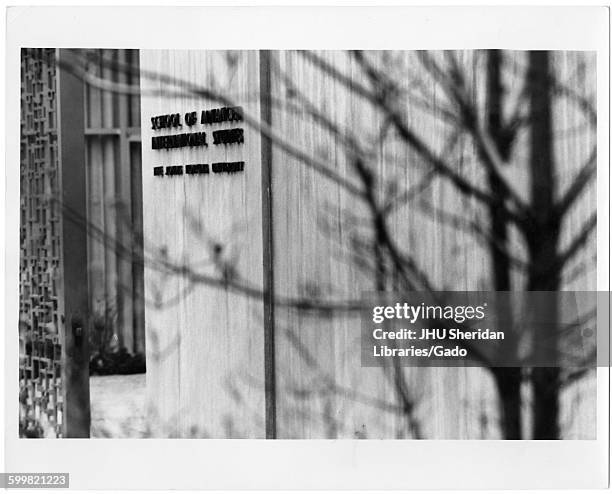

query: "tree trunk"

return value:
[493, 368, 522, 439]
[484, 50, 523, 440]
[526, 50, 561, 439]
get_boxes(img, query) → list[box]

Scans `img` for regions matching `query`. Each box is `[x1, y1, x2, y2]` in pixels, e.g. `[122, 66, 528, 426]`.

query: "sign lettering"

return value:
[150, 106, 247, 178]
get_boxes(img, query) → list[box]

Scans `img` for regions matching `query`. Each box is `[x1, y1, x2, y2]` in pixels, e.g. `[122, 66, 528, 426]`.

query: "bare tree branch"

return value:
[416, 198, 531, 272]
[557, 211, 597, 269]
[351, 50, 527, 229]
[416, 51, 531, 219]
[555, 147, 597, 216]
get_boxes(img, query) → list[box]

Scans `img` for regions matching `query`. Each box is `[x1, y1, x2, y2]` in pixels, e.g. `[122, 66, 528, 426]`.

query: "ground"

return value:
[90, 373, 146, 438]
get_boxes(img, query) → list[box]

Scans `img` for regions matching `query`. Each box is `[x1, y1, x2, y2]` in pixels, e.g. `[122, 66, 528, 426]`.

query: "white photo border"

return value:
[4, 6, 610, 489]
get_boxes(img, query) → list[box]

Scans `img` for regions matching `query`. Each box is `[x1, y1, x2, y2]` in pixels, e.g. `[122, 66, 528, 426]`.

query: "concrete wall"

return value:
[139, 50, 597, 439]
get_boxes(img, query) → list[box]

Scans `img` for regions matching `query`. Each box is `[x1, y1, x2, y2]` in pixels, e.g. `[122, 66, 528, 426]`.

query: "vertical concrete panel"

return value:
[57, 49, 91, 437]
[140, 50, 265, 437]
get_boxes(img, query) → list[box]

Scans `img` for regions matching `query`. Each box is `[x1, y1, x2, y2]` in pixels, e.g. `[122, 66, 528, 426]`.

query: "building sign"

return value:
[150, 106, 246, 177]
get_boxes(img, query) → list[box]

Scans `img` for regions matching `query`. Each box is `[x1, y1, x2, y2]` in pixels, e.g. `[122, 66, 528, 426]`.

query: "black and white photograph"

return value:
[4, 5, 610, 491]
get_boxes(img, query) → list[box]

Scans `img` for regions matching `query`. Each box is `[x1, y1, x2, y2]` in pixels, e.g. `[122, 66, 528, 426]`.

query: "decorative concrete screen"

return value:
[19, 49, 90, 438]
[19, 48, 64, 438]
